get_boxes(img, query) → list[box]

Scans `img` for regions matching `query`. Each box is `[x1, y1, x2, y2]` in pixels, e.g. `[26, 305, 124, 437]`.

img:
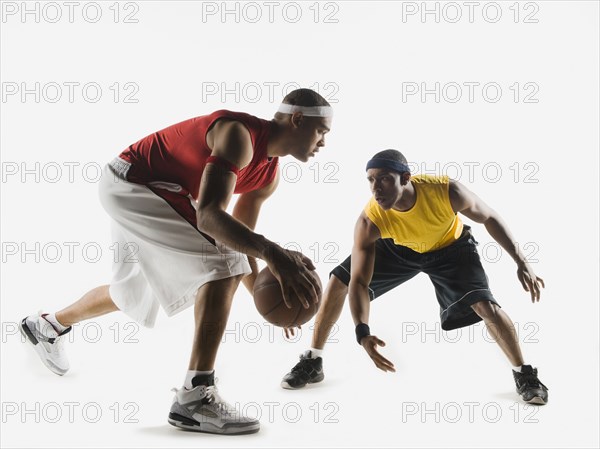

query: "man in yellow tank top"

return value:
[281, 149, 549, 405]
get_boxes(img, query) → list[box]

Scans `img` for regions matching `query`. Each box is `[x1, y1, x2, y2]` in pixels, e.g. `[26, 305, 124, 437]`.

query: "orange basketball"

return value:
[253, 267, 321, 327]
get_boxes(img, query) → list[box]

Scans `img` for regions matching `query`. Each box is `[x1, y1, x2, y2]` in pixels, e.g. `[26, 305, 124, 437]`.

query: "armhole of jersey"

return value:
[204, 114, 257, 162]
[364, 199, 384, 237]
[442, 177, 457, 216]
[367, 216, 383, 239]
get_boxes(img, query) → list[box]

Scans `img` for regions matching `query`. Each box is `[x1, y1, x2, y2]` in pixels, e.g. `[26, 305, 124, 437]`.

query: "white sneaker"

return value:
[168, 380, 260, 434]
[19, 311, 71, 376]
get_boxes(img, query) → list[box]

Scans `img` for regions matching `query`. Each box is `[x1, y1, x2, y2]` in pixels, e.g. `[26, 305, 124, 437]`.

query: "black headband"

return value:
[366, 158, 411, 174]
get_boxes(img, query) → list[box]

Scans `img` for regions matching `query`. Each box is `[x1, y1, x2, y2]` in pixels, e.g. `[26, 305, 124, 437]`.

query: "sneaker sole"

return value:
[280, 373, 324, 390]
[168, 412, 260, 435]
[525, 396, 547, 405]
[19, 318, 68, 376]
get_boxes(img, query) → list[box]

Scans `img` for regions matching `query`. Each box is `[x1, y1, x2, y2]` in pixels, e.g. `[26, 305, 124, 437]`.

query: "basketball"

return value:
[253, 267, 322, 327]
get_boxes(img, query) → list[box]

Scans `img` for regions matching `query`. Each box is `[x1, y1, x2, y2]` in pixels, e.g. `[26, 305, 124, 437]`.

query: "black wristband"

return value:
[355, 323, 370, 345]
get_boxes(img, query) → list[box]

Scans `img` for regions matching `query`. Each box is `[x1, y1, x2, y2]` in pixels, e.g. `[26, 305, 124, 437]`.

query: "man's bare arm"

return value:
[348, 212, 395, 372]
[449, 179, 545, 302]
[196, 121, 320, 307]
[348, 212, 379, 327]
[196, 121, 263, 255]
[232, 170, 280, 294]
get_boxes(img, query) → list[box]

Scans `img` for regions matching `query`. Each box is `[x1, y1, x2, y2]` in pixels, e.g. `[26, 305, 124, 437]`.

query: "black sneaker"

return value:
[281, 350, 324, 390]
[513, 365, 549, 405]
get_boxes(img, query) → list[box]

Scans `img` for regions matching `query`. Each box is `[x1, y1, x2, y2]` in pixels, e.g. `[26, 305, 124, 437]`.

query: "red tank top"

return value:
[116, 110, 279, 229]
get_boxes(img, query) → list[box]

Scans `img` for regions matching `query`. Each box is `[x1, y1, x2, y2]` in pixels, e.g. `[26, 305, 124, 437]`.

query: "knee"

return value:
[316, 276, 348, 314]
[327, 275, 349, 297]
[471, 301, 499, 320]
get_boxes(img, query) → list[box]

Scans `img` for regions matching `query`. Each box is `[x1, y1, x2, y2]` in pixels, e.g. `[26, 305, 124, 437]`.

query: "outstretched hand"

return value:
[361, 335, 396, 373]
[517, 262, 545, 302]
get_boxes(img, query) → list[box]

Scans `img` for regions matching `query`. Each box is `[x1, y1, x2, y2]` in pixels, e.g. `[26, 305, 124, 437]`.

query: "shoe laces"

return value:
[519, 370, 548, 391]
[172, 379, 239, 417]
[204, 382, 238, 417]
[291, 355, 314, 374]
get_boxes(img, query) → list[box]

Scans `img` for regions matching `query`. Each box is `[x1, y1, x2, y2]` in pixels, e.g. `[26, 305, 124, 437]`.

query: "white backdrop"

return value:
[1, 1, 598, 448]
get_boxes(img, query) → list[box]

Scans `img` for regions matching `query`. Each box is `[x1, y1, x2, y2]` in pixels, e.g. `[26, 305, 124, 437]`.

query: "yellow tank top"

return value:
[364, 175, 463, 253]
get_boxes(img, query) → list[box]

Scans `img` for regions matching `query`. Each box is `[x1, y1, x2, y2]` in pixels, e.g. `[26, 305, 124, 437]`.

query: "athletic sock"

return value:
[42, 313, 69, 334]
[184, 370, 214, 389]
[512, 365, 525, 373]
[309, 348, 323, 359]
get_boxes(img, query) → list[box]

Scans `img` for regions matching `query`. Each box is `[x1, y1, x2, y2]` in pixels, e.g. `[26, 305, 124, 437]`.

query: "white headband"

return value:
[277, 103, 333, 117]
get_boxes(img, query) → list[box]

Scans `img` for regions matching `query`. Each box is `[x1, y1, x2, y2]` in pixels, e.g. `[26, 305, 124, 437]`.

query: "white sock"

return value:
[512, 365, 524, 373]
[42, 313, 69, 333]
[184, 370, 214, 389]
[309, 347, 323, 358]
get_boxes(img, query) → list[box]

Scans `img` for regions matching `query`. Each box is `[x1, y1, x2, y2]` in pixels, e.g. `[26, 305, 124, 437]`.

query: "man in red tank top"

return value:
[19, 88, 332, 434]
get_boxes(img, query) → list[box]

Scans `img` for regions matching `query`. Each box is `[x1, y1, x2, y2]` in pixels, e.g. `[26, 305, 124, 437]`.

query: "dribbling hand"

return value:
[267, 248, 322, 309]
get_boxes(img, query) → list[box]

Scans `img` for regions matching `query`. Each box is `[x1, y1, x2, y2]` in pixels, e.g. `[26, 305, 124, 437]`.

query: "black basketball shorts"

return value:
[330, 225, 499, 331]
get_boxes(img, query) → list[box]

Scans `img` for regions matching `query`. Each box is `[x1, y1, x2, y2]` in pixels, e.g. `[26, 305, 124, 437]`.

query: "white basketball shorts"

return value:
[97, 159, 251, 328]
